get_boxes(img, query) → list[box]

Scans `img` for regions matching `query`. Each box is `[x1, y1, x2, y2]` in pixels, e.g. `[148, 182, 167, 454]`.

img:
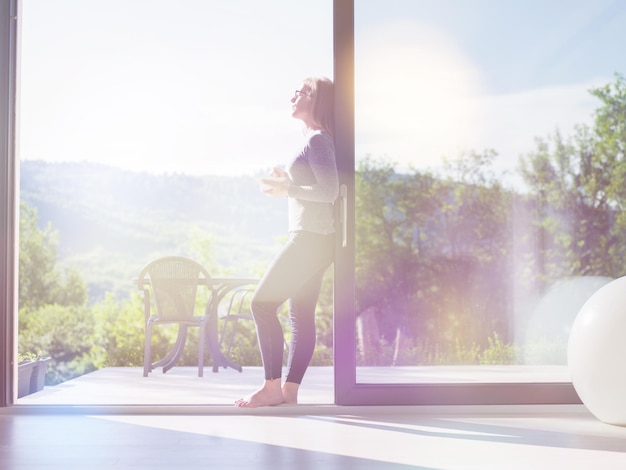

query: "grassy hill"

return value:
[20, 160, 286, 301]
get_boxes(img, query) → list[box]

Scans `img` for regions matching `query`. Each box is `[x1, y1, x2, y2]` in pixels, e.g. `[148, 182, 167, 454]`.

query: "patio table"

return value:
[136, 276, 258, 375]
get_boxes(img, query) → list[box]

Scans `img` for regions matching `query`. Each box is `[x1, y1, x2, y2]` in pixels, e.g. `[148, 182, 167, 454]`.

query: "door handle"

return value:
[340, 184, 348, 248]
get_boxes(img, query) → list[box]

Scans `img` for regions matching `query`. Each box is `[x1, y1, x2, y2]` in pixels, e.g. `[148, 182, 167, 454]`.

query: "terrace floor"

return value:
[17, 365, 572, 406]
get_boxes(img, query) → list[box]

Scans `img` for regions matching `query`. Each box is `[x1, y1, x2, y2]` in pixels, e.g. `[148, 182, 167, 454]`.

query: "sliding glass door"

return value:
[5, 0, 625, 407]
[334, 0, 626, 405]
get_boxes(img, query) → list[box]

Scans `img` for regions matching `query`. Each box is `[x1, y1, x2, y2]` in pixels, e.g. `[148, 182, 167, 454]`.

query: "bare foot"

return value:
[235, 380, 285, 408]
[281, 381, 300, 405]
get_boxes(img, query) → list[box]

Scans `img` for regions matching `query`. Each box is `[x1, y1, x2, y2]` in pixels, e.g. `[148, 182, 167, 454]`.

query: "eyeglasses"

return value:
[294, 89, 311, 98]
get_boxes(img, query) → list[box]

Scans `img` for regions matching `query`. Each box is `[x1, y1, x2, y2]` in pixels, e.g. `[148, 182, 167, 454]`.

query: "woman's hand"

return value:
[270, 167, 288, 178]
[259, 167, 290, 198]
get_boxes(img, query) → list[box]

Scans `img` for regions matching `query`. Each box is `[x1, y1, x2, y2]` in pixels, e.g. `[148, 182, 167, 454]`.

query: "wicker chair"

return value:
[137, 256, 211, 377]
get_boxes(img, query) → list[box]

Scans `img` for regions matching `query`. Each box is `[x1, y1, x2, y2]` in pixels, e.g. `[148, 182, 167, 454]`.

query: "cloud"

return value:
[353, 17, 605, 181]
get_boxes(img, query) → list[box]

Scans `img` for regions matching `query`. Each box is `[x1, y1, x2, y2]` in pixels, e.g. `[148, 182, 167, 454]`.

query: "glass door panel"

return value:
[336, 0, 626, 403]
[17, 0, 333, 405]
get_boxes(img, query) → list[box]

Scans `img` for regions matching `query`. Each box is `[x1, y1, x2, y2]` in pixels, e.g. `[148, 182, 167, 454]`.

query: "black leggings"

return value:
[250, 231, 334, 383]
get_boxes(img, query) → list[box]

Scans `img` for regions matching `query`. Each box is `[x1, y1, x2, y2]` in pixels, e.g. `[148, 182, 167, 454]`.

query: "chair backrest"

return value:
[138, 256, 210, 321]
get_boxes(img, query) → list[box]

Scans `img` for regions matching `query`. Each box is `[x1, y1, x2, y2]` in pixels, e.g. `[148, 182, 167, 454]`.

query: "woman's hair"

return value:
[303, 77, 334, 138]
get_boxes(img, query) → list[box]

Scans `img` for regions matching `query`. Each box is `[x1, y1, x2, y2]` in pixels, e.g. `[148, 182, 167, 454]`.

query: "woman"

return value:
[235, 77, 338, 407]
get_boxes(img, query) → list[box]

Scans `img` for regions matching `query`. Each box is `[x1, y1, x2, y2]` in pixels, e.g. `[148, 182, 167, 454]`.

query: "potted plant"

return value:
[17, 352, 51, 398]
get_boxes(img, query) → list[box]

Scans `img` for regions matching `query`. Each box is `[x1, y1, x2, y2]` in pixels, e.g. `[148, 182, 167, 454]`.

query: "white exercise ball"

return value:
[568, 276, 626, 425]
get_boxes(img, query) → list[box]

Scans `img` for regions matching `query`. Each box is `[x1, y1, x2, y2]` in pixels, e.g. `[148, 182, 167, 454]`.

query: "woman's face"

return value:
[291, 85, 313, 125]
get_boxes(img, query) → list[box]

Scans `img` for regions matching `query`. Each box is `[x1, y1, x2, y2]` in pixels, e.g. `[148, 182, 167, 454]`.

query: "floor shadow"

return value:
[1, 414, 437, 470]
[305, 413, 626, 454]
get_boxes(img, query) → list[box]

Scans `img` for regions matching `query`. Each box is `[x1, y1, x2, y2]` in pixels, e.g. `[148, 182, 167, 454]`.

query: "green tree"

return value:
[355, 151, 517, 364]
[19, 303, 96, 384]
[18, 202, 87, 309]
[434, 150, 513, 347]
[590, 73, 626, 270]
[88, 293, 145, 368]
[591, 73, 626, 206]
[355, 157, 437, 342]
[518, 73, 626, 282]
[18, 201, 92, 383]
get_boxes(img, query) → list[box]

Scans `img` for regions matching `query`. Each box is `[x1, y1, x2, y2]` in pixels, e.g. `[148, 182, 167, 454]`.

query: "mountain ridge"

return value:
[20, 160, 286, 301]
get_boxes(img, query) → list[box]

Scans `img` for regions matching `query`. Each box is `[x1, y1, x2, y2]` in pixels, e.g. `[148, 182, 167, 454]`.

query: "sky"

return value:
[18, 0, 626, 181]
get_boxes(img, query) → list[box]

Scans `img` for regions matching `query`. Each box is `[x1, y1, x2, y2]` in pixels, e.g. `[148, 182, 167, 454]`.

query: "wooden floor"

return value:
[6, 365, 626, 468]
[2, 405, 626, 469]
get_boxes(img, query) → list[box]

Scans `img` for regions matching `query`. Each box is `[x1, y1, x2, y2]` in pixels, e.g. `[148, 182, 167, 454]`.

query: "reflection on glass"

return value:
[355, 0, 626, 383]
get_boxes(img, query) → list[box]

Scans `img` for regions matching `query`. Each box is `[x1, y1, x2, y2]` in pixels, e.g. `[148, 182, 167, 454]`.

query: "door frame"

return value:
[0, 0, 19, 407]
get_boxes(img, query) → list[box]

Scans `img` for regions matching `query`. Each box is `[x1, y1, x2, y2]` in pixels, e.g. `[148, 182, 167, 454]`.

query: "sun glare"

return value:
[356, 19, 483, 168]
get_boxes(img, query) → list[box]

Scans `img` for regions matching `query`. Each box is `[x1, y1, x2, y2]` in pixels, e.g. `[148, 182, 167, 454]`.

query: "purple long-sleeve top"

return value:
[286, 130, 339, 235]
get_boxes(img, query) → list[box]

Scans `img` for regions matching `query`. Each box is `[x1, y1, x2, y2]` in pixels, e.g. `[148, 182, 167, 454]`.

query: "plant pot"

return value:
[17, 357, 51, 398]
[17, 361, 36, 398]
